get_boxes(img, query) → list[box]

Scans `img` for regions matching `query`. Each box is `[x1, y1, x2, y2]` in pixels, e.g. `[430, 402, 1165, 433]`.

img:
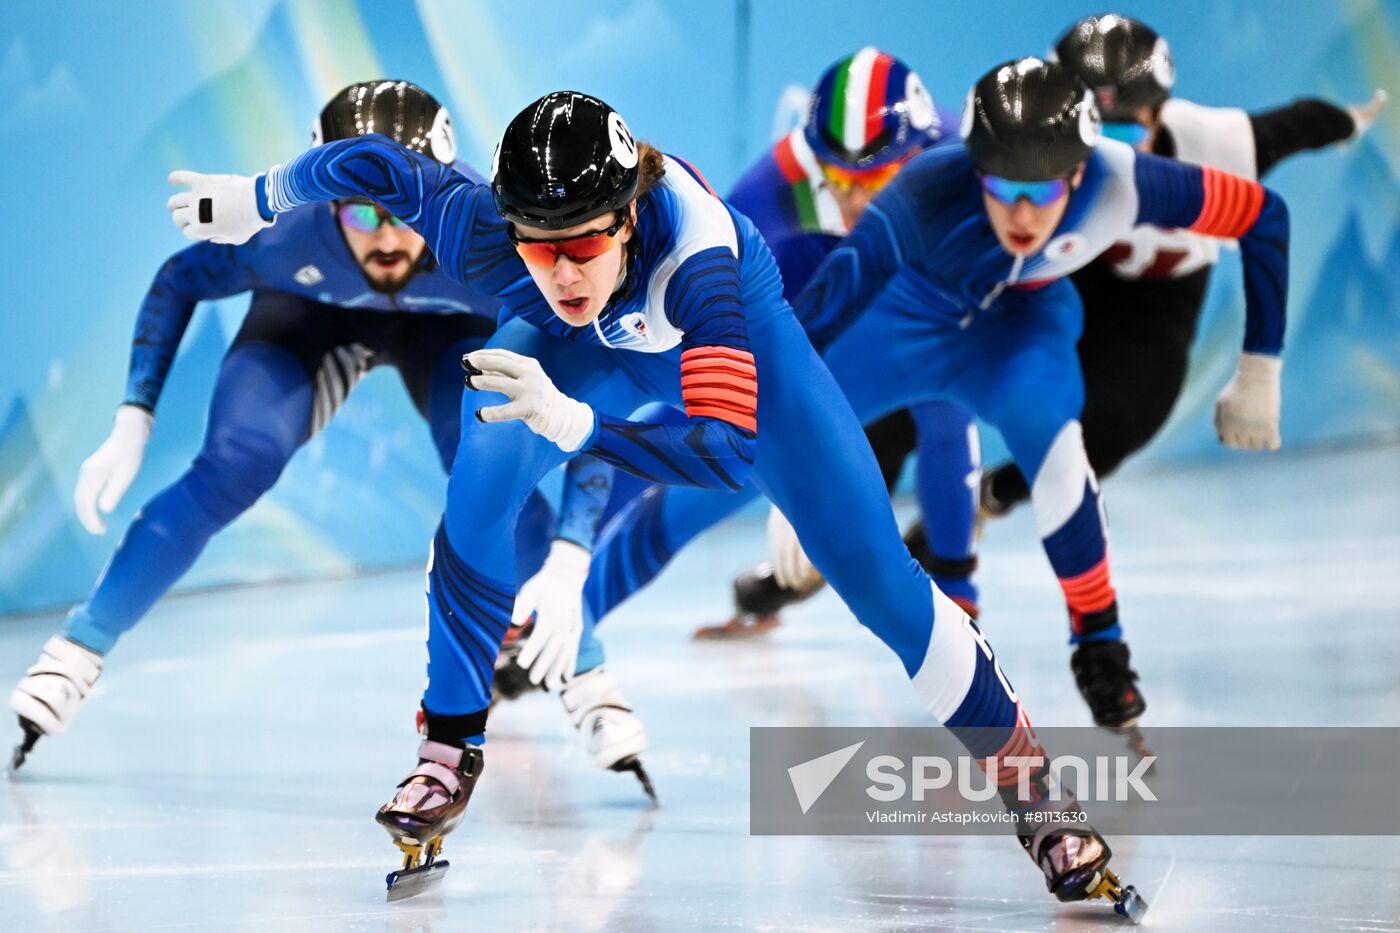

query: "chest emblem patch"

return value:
[294, 265, 324, 287]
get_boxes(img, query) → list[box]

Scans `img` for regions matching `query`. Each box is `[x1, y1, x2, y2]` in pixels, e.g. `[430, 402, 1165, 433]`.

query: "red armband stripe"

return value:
[681, 384, 756, 409]
[1058, 556, 1117, 615]
[682, 368, 757, 389]
[686, 345, 756, 366]
[681, 355, 757, 379]
[1189, 166, 1264, 240]
[981, 708, 1046, 787]
[680, 346, 758, 432]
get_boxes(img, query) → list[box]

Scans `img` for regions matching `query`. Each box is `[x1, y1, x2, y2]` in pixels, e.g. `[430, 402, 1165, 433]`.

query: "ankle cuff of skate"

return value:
[421, 707, 488, 746]
[1070, 602, 1119, 638]
[922, 552, 978, 579]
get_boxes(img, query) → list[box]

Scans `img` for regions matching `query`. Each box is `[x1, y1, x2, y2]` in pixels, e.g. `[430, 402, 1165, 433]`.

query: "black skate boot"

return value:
[492, 624, 544, 704]
[376, 737, 484, 900]
[1071, 638, 1151, 756]
[979, 467, 1018, 518]
[692, 562, 821, 640]
[1070, 639, 1146, 728]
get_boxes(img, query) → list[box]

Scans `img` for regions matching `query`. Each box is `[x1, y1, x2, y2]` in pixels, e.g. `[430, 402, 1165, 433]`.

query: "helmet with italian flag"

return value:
[803, 47, 940, 170]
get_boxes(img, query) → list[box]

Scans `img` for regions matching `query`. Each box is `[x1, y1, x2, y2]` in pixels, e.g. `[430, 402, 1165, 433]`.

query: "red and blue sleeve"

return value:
[587, 247, 759, 491]
[1133, 152, 1289, 355]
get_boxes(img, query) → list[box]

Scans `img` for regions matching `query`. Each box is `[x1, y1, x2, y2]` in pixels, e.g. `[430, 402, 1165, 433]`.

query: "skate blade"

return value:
[1109, 724, 1152, 759]
[7, 721, 41, 776]
[692, 615, 781, 641]
[385, 858, 450, 901]
[611, 756, 659, 804]
[1088, 870, 1149, 925]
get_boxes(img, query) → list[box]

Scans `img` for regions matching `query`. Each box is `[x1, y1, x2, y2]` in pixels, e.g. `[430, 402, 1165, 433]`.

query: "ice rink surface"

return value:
[2, 444, 1399, 932]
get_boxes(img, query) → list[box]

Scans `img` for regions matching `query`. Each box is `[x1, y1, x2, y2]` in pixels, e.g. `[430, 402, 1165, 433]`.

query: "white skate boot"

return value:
[9, 636, 103, 771]
[561, 668, 656, 801]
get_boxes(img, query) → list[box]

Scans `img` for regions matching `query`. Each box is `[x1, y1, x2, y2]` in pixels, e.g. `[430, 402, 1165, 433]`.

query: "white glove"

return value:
[167, 170, 274, 245]
[1348, 89, 1388, 138]
[514, 540, 592, 691]
[767, 505, 823, 592]
[1214, 352, 1282, 451]
[74, 405, 154, 535]
[465, 349, 595, 452]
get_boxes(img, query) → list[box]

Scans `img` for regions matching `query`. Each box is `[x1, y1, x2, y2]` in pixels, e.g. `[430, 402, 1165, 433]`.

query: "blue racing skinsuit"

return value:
[583, 110, 987, 619]
[255, 134, 1034, 762]
[67, 161, 582, 655]
[578, 138, 1288, 653]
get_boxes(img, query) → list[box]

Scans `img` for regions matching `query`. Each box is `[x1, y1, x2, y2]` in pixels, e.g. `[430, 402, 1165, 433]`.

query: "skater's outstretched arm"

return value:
[792, 148, 949, 353]
[1132, 152, 1289, 356]
[260, 136, 533, 297]
[73, 240, 258, 535]
[1133, 152, 1290, 450]
[127, 242, 257, 412]
[1250, 92, 1385, 176]
[171, 136, 528, 301]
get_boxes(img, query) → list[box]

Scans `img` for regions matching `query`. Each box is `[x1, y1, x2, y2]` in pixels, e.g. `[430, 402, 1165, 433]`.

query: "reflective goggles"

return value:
[508, 212, 628, 268]
[819, 157, 906, 193]
[979, 174, 1070, 207]
[335, 200, 409, 233]
[1102, 121, 1152, 146]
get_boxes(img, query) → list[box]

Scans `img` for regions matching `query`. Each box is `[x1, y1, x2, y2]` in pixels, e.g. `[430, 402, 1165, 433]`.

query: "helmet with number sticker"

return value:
[805, 47, 941, 170]
[314, 80, 456, 165]
[492, 91, 641, 230]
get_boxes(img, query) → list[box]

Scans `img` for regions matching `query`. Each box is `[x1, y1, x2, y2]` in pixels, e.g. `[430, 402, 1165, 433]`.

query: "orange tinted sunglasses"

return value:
[819, 158, 907, 193]
[508, 213, 628, 268]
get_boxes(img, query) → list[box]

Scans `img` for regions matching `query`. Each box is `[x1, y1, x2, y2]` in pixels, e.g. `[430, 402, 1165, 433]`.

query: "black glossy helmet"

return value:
[314, 80, 456, 165]
[492, 91, 640, 230]
[960, 58, 1100, 181]
[1052, 14, 1174, 121]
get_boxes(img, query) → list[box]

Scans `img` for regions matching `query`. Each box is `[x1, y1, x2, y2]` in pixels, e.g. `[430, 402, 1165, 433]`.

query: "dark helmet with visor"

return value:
[960, 57, 1100, 181]
[492, 91, 641, 230]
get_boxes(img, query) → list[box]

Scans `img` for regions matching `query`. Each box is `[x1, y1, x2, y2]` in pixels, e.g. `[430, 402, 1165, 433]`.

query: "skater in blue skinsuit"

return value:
[9, 81, 591, 770]
[566, 49, 983, 651]
[563, 59, 1290, 742]
[165, 89, 1145, 913]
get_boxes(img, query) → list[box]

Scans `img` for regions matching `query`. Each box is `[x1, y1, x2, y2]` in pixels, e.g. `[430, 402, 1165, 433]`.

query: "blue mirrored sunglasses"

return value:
[1102, 121, 1152, 146]
[336, 201, 409, 233]
[979, 174, 1069, 207]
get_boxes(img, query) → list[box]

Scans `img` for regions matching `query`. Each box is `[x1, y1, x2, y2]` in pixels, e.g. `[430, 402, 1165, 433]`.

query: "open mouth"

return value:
[1008, 232, 1036, 252]
[559, 296, 590, 316]
[366, 252, 410, 273]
